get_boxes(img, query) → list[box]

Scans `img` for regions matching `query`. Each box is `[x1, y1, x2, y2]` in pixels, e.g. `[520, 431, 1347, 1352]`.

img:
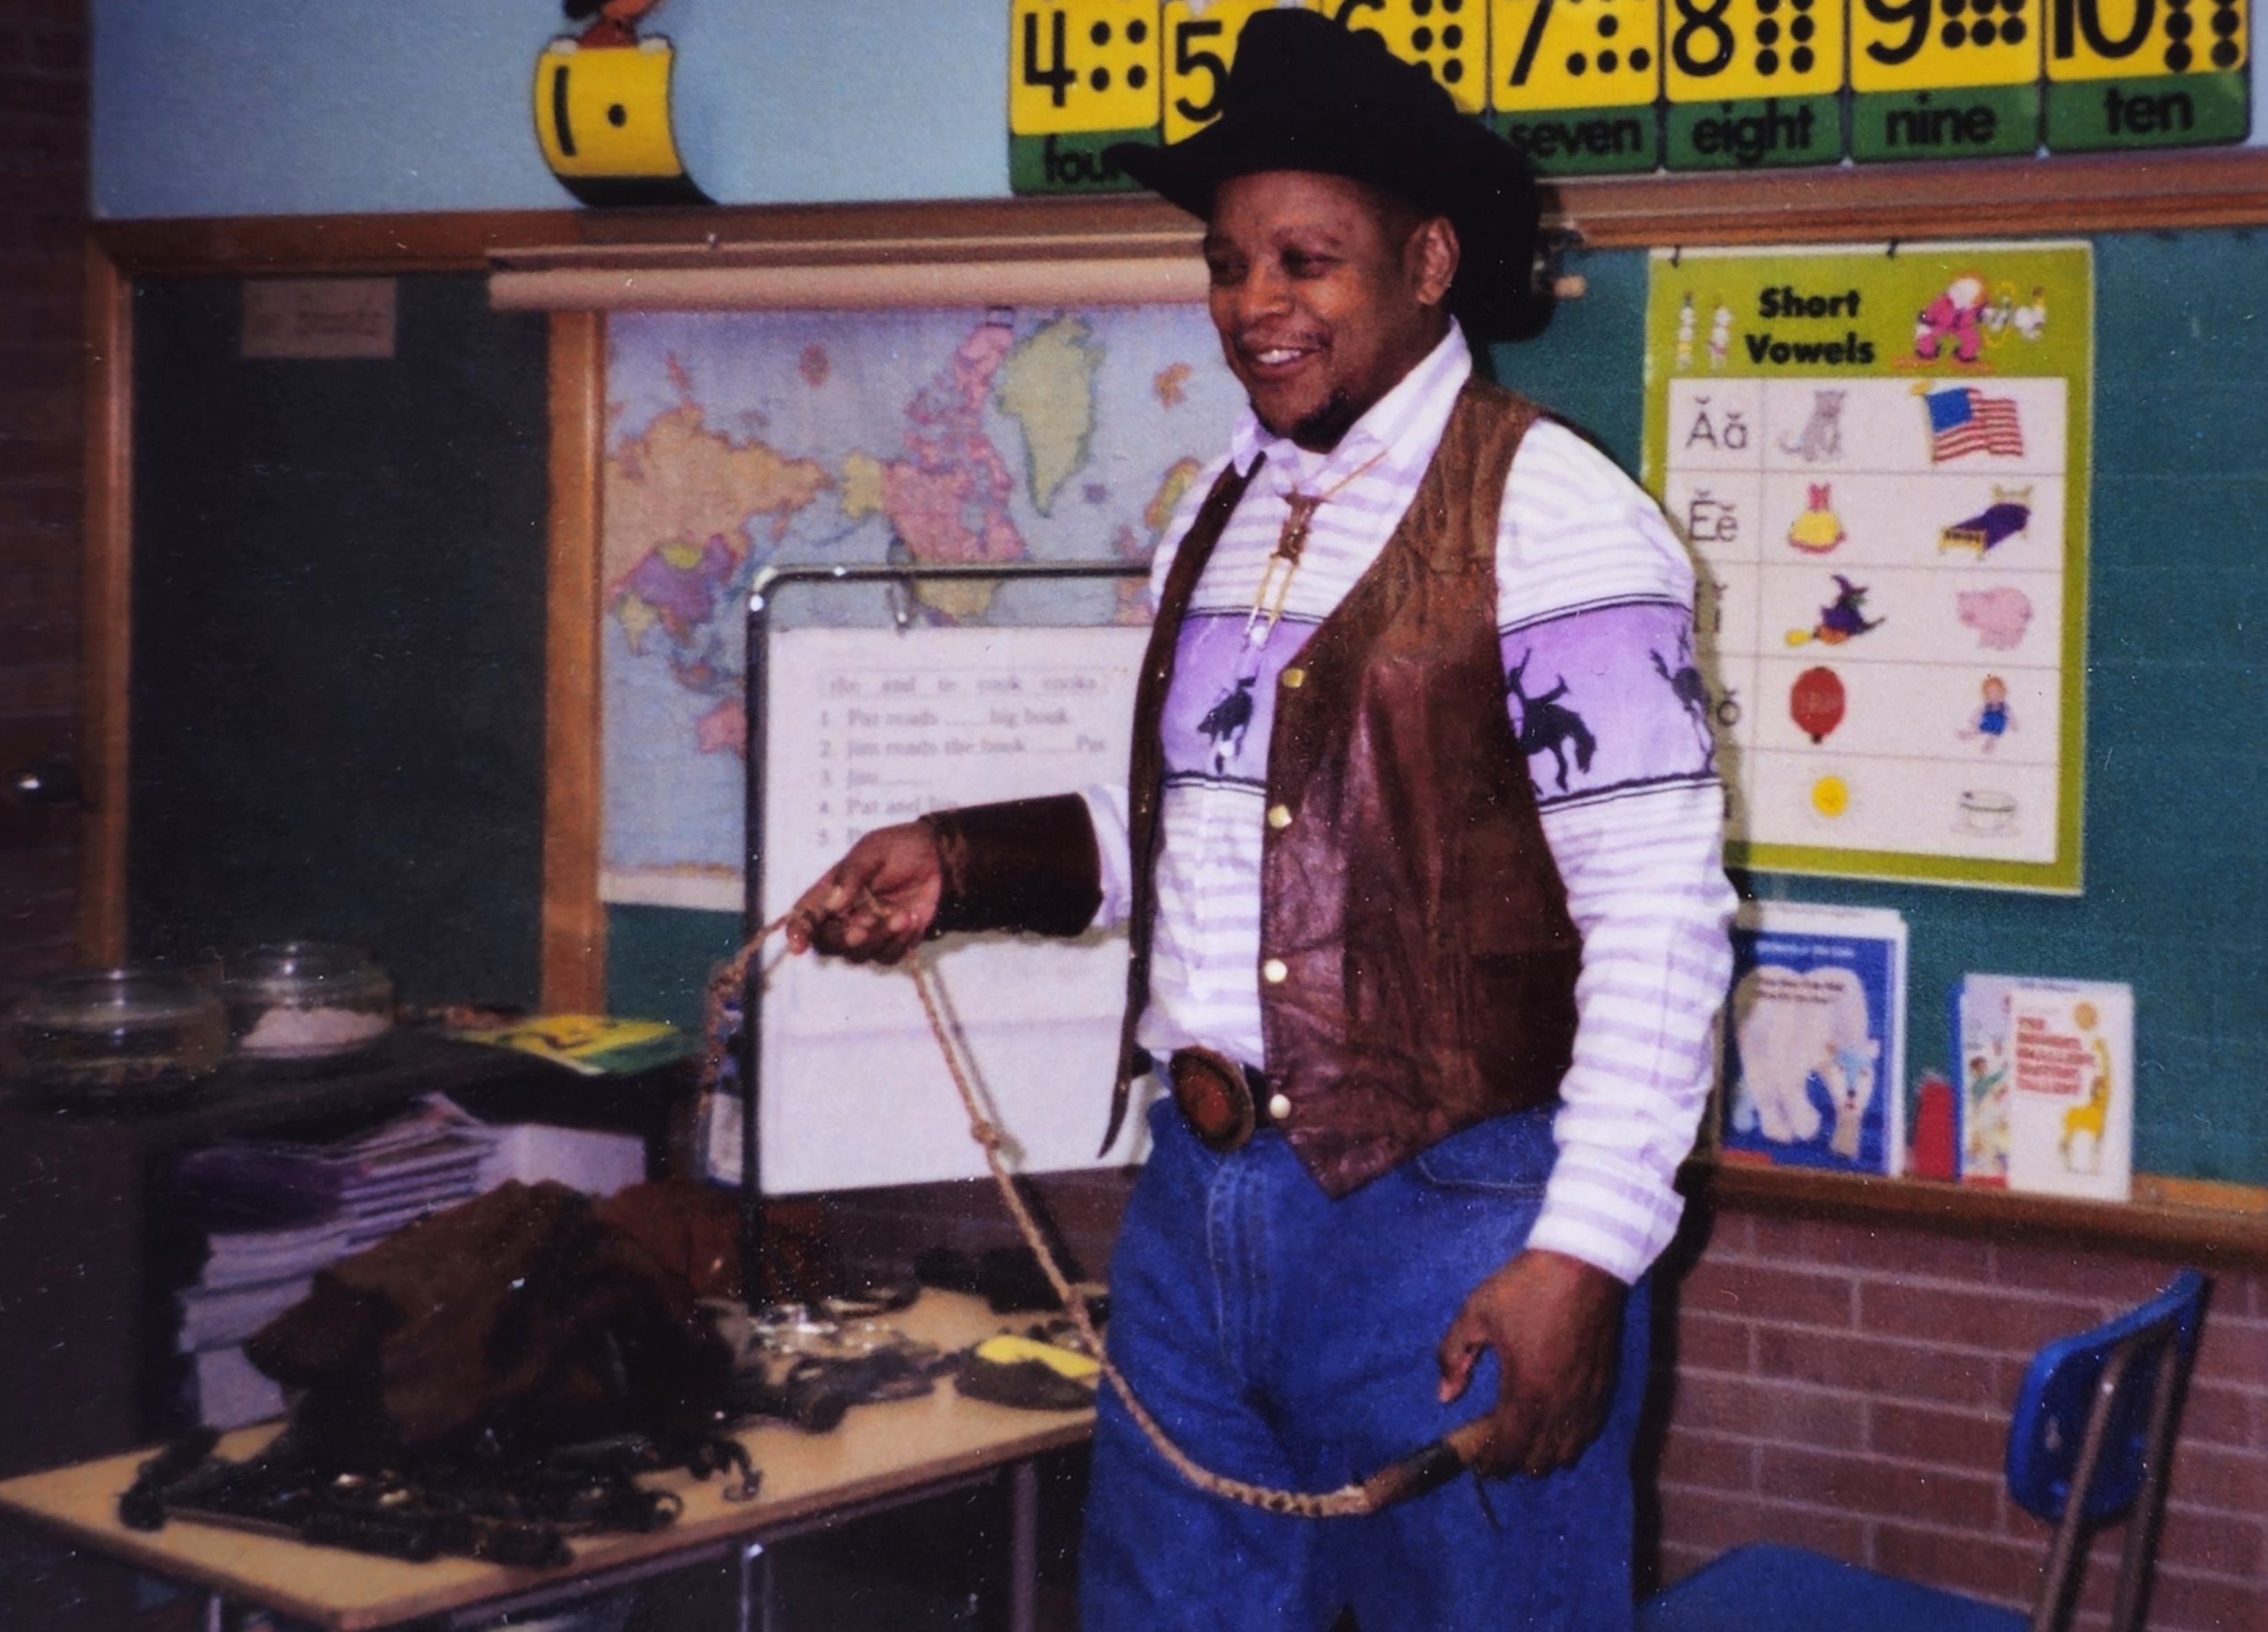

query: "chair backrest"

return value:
[2003, 1268, 2209, 1632]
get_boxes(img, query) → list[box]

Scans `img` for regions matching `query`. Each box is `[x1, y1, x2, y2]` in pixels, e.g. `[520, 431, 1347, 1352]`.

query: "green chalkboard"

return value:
[130, 275, 550, 1009]
[1498, 232, 2268, 1189]
[591, 231, 2260, 1188]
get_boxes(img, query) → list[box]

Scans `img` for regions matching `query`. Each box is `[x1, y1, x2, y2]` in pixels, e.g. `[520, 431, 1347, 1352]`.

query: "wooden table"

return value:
[0, 1292, 1092, 1632]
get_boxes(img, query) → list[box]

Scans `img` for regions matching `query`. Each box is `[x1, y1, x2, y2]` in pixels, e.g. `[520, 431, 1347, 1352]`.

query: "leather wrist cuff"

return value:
[919, 795, 1103, 939]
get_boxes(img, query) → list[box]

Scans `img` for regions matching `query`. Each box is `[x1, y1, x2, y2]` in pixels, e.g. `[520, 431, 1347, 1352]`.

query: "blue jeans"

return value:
[1079, 1101, 1649, 1631]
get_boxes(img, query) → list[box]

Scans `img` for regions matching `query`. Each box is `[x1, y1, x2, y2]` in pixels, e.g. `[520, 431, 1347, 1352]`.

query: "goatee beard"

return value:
[1256, 389, 1357, 455]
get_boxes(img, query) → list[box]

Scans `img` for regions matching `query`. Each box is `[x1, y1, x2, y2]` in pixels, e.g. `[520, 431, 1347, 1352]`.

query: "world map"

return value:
[602, 306, 1241, 906]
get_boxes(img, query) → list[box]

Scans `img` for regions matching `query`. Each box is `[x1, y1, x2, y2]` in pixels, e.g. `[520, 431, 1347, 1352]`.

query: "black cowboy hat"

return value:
[1105, 9, 1540, 335]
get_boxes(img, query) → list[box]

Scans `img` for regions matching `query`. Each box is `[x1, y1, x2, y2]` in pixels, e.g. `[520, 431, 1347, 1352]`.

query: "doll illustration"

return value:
[1963, 675, 2013, 750]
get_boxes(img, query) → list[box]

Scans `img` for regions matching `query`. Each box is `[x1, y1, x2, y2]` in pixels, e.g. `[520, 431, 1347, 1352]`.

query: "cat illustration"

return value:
[1779, 390, 1845, 463]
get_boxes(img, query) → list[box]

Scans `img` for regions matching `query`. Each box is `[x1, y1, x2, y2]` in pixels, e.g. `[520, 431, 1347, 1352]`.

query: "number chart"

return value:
[1849, 0, 2045, 157]
[1643, 243, 2094, 893]
[1663, 0, 1849, 166]
[2045, 0, 2250, 148]
[1006, 1, 2253, 189]
[1492, 0, 1667, 172]
[1010, 0, 1165, 193]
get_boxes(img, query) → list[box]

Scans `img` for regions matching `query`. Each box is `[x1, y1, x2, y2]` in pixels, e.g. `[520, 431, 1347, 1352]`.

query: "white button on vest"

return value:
[1262, 957, 1288, 984]
[1266, 1092, 1293, 1122]
[1267, 804, 1292, 830]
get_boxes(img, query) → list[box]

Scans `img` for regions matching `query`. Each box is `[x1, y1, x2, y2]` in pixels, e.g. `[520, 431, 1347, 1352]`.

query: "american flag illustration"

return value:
[1924, 387, 2025, 462]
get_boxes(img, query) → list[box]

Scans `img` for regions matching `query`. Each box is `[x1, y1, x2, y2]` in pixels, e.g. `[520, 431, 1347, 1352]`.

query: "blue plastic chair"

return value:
[1639, 1269, 2209, 1632]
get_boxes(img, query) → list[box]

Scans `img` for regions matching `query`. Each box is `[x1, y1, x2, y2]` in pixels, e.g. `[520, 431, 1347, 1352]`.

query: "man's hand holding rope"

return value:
[1436, 1248, 1627, 1479]
[783, 822, 942, 966]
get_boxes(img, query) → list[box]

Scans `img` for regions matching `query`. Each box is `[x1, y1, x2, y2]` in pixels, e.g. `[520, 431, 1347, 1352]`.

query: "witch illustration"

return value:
[1786, 575, 1883, 647]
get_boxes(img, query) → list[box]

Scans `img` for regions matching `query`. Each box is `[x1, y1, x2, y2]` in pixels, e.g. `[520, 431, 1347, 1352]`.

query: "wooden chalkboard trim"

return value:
[90, 150, 2268, 283]
[1688, 1159, 2268, 1271]
[541, 311, 608, 1012]
[1554, 148, 2268, 248]
[79, 241, 131, 966]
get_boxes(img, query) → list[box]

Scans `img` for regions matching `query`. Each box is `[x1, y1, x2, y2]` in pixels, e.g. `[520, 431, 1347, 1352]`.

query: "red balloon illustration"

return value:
[1790, 666, 1846, 744]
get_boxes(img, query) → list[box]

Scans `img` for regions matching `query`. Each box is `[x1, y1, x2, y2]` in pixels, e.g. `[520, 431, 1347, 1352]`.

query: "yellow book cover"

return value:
[453, 1014, 694, 1077]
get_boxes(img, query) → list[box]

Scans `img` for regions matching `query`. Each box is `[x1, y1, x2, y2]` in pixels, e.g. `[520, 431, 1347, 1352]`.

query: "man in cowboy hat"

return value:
[790, 11, 1732, 1626]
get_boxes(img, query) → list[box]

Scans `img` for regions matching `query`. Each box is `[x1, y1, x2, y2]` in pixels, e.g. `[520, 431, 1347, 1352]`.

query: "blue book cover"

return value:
[1721, 904, 1908, 1175]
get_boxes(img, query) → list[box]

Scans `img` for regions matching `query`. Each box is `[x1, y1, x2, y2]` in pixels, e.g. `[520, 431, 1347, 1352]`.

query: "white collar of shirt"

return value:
[1226, 322, 1474, 495]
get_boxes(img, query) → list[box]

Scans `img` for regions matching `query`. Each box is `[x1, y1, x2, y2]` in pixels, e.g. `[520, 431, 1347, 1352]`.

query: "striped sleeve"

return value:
[1498, 423, 1738, 1283]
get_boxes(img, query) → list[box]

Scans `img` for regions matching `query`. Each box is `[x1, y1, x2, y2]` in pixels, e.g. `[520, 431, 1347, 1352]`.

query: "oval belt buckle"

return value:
[1168, 1046, 1258, 1153]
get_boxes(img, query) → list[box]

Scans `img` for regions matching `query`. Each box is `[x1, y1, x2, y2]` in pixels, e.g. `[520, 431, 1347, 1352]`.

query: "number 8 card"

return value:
[1663, 0, 1848, 166]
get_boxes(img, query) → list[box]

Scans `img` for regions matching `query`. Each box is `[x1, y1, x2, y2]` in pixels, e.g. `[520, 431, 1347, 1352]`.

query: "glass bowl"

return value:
[215, 942, 395, 1061]
[3, 968, 228, 1103]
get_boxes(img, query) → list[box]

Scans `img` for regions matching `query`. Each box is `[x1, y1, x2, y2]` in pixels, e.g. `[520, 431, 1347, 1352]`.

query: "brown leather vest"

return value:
[1121, 379, 1582, 1197]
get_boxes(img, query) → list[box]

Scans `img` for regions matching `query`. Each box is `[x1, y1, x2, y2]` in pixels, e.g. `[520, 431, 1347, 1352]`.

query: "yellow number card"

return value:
[1307, 0, 1491, 112]
[1163, 0, 1279, 141]
[1010, 0, 1165, 135]
[1492, 0, 1663, 109]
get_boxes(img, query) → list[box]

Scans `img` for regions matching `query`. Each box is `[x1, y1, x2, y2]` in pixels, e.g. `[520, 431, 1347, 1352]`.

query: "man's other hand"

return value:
[1434, 1248, 1627, 1478]
[783, 822, 943, 965]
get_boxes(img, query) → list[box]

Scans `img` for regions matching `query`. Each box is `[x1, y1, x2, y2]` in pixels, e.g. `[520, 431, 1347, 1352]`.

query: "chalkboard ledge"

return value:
[1684, 1159, 2268, 1272]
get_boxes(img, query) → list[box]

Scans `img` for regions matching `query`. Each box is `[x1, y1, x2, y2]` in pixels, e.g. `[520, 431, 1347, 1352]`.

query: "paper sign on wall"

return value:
[1643, 241, 2093, 893]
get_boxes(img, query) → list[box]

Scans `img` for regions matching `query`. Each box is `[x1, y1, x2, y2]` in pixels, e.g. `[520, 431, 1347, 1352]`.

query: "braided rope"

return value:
[704, 917, 1376, 1519]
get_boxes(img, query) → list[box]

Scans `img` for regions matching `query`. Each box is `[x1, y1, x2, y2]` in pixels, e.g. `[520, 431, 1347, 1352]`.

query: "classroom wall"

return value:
[88, 0, 2267, 219]
[0, 0, 89, 1004]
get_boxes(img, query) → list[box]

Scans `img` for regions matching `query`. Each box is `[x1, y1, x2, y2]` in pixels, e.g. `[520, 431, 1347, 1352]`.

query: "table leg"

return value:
[736, 1539, 769, 1632]
[1008, 1460, 1038, 1632]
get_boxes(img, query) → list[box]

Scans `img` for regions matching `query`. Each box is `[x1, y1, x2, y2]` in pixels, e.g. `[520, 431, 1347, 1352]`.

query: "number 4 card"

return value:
[1010, 0, 1165, 194]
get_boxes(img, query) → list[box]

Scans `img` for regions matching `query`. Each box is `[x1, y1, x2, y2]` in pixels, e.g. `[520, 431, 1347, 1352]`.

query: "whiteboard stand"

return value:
[739, 560, 1148, 1304]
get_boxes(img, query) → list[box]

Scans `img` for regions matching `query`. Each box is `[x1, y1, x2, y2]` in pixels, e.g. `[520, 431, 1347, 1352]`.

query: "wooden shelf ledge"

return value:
[90, 148, 2268, 279]
[1683, 1159, 2268, 1271]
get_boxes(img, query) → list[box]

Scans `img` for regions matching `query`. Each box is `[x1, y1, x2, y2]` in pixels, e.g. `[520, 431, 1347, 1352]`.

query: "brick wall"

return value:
[0, 0, 89, 1001]
[1652, 1212, 2267, 1631]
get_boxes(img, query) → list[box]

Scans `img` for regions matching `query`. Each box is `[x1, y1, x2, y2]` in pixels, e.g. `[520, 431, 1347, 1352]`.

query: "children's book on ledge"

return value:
[1953, 974, 2134, 1202]
[450, 1014, 695, 1077]
[1720, 902, 1908, 1177]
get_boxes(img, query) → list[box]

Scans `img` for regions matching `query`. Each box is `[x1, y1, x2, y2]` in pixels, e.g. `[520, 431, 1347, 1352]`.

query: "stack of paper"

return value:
[1720, 902, 1909, 1177]
[170, 1096, 499, 1429]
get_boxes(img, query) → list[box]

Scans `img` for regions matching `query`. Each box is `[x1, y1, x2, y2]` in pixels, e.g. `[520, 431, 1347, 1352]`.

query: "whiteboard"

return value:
[750, 624, 1156, 1194]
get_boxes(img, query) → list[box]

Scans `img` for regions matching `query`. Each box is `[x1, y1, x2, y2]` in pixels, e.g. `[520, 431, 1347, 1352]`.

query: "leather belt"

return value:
[1167, 1046, 1284, 1154]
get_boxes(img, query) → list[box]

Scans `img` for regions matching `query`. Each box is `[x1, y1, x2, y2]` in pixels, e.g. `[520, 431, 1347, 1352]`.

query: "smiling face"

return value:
[1203, 170, 1458, 453]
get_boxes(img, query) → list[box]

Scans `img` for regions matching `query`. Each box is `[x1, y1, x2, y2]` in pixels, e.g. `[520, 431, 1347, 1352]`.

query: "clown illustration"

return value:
[1915, 273, 1989, 366]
